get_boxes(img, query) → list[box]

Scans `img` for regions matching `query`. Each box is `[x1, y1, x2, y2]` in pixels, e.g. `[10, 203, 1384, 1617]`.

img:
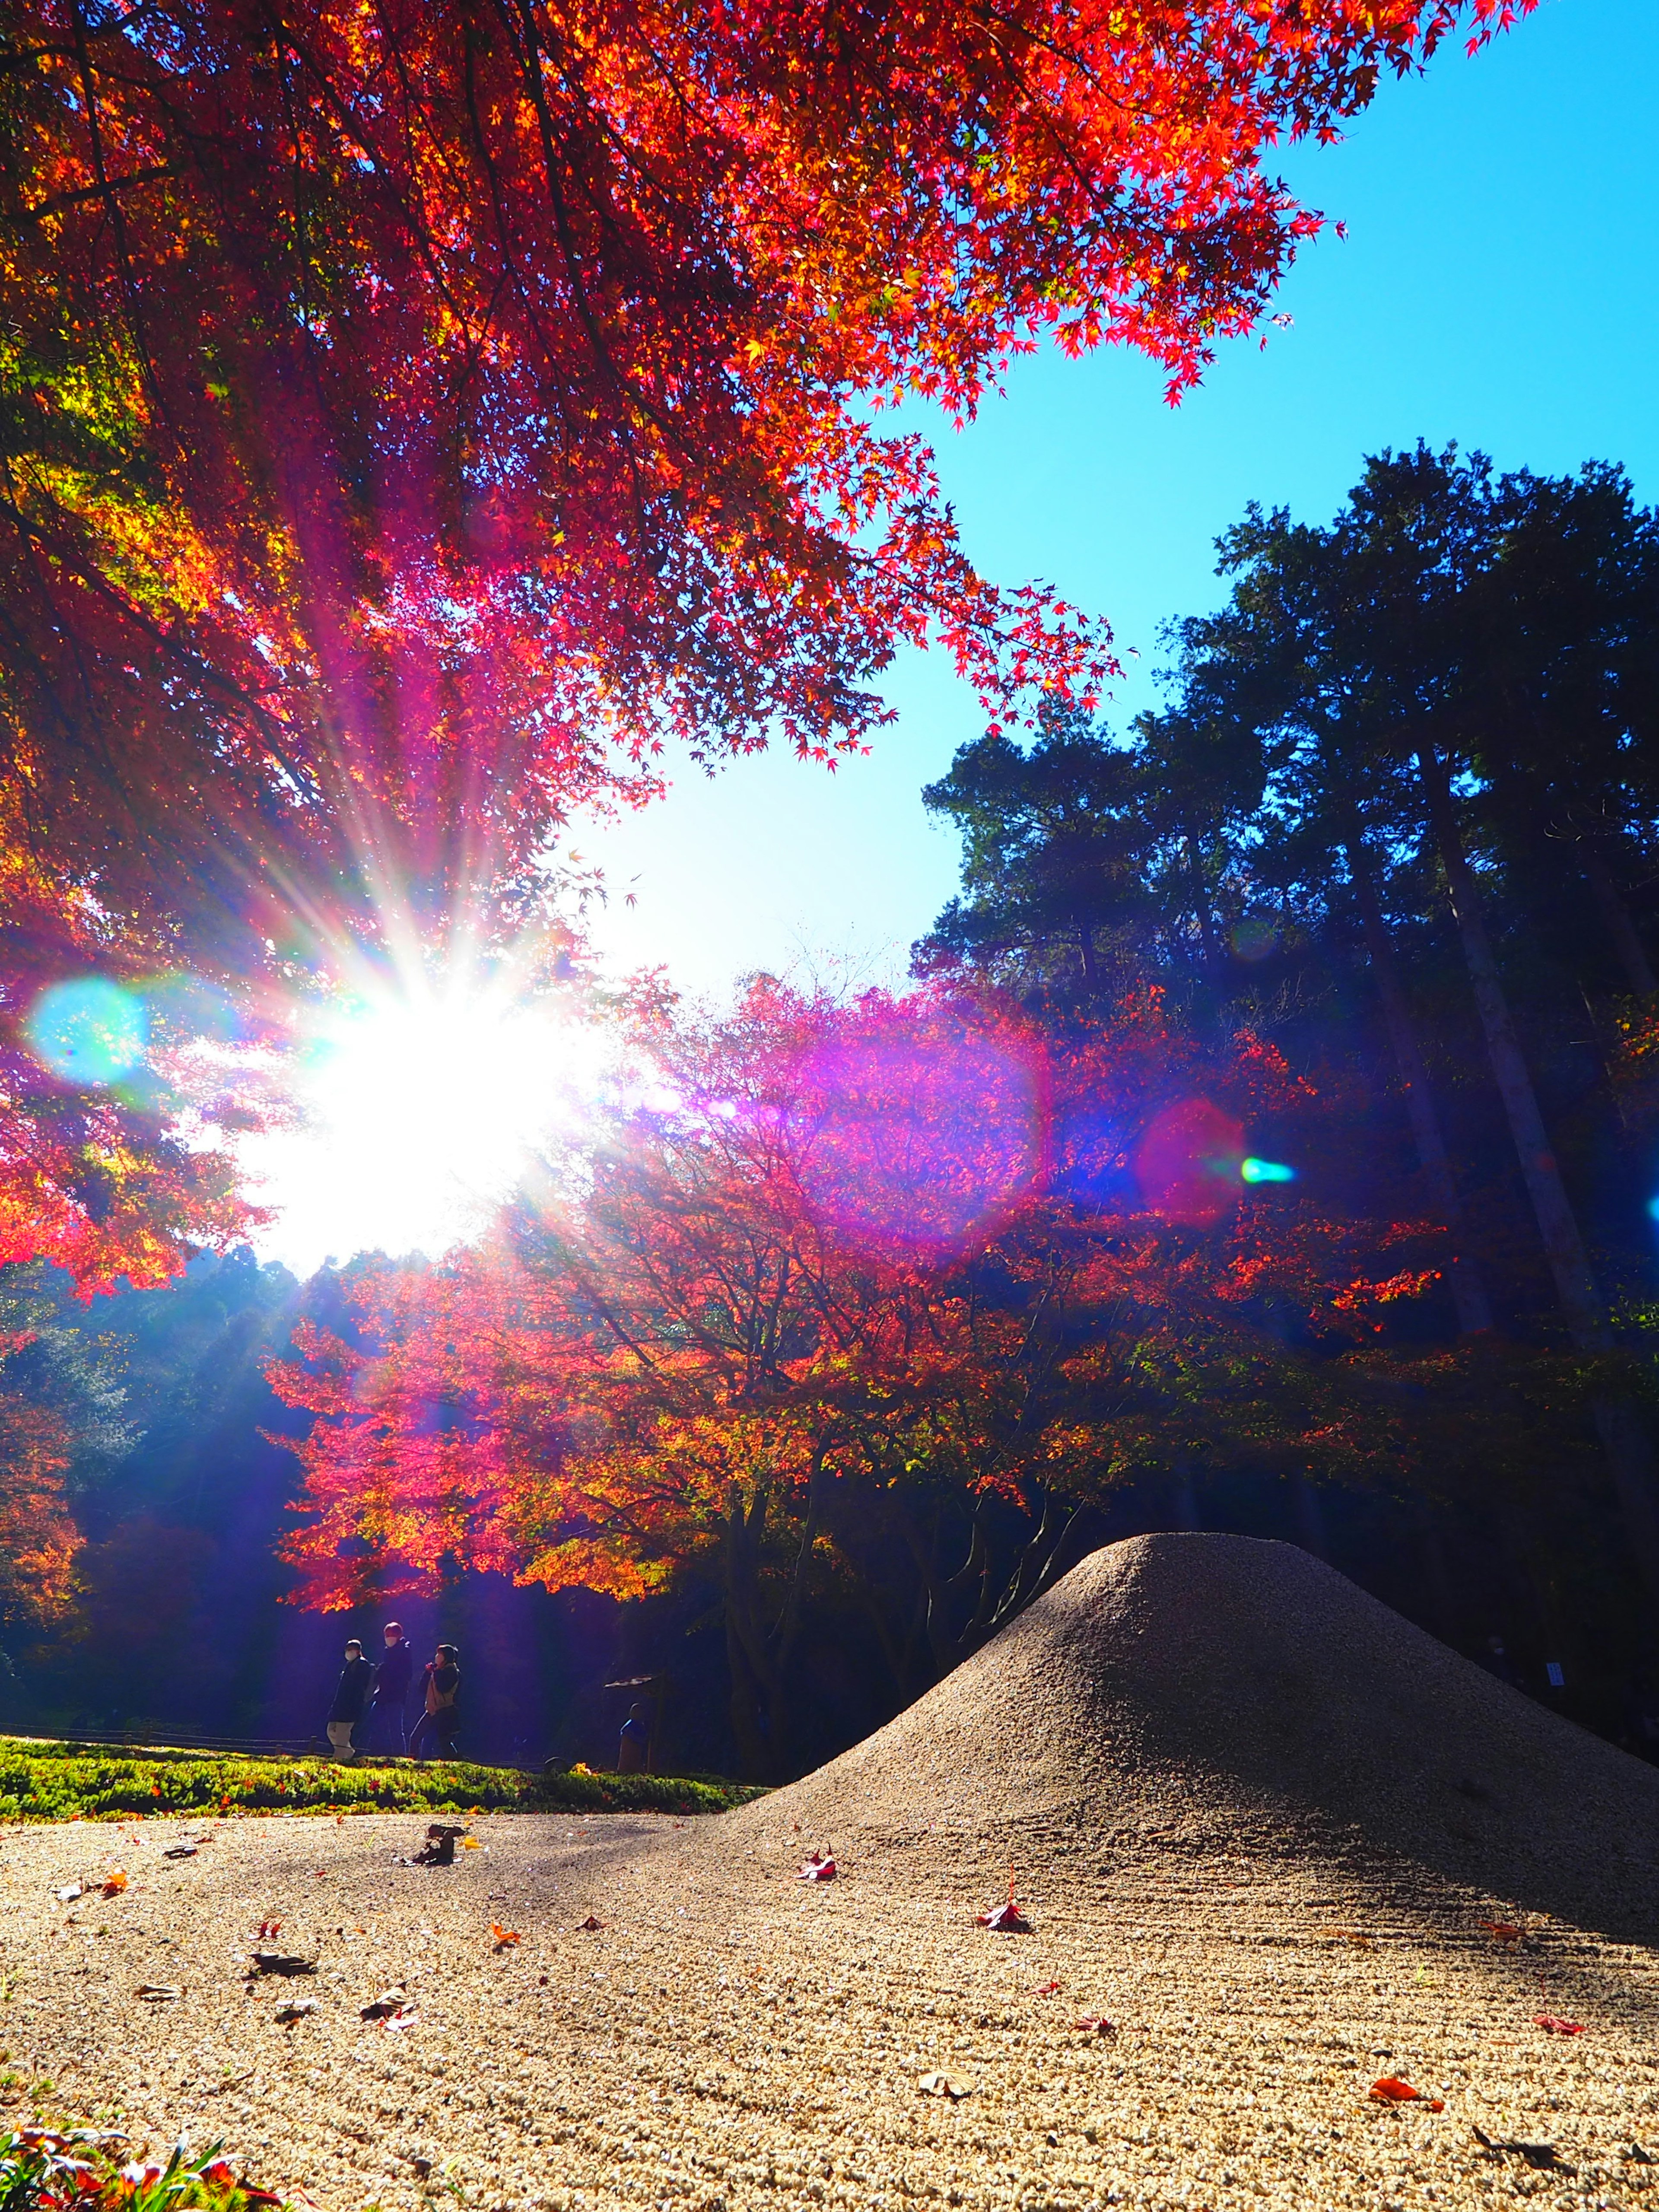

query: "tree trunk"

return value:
[1417, 741, 1659, 1600]
[1581, 839, 1658, 998]
[1344, 831, 1494, 1335]
[1183, 833, 1225, 976]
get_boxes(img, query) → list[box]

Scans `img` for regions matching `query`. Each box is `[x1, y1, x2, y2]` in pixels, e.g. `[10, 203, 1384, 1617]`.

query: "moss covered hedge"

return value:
[0, 1738, 762, 1823]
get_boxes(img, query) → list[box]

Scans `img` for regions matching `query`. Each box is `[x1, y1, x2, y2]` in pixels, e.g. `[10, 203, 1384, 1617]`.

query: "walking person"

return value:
[326, 1638, 374, 1758]
[410, 1643, 462, 1761]
[365, 1620, 414, 1754]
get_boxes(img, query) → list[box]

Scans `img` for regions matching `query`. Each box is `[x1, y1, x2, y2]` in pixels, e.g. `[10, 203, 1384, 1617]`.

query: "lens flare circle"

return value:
[24, 977, 148, 1087]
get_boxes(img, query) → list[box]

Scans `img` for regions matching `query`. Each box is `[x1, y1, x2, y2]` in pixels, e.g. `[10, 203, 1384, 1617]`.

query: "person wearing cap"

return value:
[366, 1621, 414, 1754]
[326, 1638, 374, 1758]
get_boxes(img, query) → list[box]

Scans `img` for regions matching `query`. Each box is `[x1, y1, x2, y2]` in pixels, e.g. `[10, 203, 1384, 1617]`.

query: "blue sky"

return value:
[576, 0, 1659, 1001]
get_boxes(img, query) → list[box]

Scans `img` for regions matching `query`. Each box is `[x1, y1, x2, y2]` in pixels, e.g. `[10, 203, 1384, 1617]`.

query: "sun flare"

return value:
[244, 979, 604, 1274]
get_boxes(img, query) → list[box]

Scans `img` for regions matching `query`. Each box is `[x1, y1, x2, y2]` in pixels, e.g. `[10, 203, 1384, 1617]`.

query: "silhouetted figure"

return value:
[365, 1621, 413, 1754]
[410, 1643, 462, 1761]
[326, 1637, 374, 1757]
[617, 1700, 649, 1773]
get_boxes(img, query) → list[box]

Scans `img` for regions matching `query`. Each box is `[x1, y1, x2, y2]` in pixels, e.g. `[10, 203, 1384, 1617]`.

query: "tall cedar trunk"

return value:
[1183, 832, 1225, 975]
[1582, 840, 1659, 998]
[720, 1467, 825, 1781]
[1344, 831, 1494, 1334]
[1417, 741, 1659, 1601]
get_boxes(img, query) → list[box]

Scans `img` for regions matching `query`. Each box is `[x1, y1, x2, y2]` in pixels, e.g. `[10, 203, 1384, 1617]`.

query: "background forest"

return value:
[4, 441, 1658, 1782]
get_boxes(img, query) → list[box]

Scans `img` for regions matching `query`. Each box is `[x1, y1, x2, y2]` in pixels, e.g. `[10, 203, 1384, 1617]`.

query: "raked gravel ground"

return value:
[1, 1802, 1658, 2212]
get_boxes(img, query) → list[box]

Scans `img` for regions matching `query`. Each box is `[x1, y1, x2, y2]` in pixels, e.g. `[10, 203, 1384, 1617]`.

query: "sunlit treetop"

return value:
[1, 0, 1532, 972]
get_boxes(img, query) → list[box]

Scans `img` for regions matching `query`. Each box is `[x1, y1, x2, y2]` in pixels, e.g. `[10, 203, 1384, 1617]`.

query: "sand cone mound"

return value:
[746, 1532, 1659, 1938]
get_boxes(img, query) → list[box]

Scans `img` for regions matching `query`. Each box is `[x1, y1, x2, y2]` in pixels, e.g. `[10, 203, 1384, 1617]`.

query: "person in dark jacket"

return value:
[365, 1621, 414, 1754]
[410, 1643, 462, 1761]
[326, 1638, 374, 1757]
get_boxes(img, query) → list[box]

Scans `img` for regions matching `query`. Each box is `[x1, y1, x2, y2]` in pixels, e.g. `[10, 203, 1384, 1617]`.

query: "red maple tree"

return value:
[270, 981, 1437, 1768]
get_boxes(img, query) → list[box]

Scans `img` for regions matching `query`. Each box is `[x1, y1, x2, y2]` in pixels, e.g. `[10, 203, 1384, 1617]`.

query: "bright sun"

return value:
[243, 981, 604, 1274]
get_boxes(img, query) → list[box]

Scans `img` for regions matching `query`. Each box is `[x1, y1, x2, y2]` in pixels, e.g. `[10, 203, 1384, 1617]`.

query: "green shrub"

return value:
[0, 1740, 762, 1823]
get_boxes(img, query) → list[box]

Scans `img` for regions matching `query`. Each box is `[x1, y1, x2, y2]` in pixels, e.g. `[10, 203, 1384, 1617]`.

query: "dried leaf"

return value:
[137, 1983, 181, 2001]
[491, 1923, 522, 1948]
[163, 1846, 198, 1860]
[577, 1914, 604, 1932]
[1480, 1919, 1523, 1946]
[102, 1869, 128, 1897]
[917, 2072, 972, 2100]
[1534, 2014, 1586, 2035]
[1473, 2124, 1573, 2173]
[257, 1919, 283, 1938]
[462, 1837, 483, 1850]
[251, 1950, 318, 1976]
[1073, 2015, 1117, 2034]
[1370, 2077, 1443, 2110]
[275, 1997, 318, 2024]
[1032, 1979, 1062, 1996]
[976, 1901, 1031, 1933]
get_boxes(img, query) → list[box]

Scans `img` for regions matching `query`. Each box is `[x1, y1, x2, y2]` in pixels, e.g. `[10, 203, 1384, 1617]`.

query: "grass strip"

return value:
[0, 1738, 763, 1822]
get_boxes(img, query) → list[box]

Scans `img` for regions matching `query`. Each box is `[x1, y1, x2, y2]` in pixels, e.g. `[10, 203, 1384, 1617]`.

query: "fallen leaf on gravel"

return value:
[1328, 1928, 1375, 1947]
[275, 1998, 318, 2024]
[137, 1984, 181, 2001]
[576, 1915, 604, 1932]
[1073, 2016, 1117, 2034]
[798, 1853, 836, 1882]
[163, 1846, 198, 1860]
[491, 1924, 521, 1948]
[251, 1950, 318, 1976]
[1473, 2124, 1573, 2172]
[917, 2072, 972, 2099]
[1480, 1919, 1523, 1945]
[257, 1919, 283, 1938]
[55, 1884, 83, 1904]
[1032, 1980, 1062, 1996]
[360, 1987, 407, 2019]
[102, 1869, 128, 1896]
[461, 1837, 482, 1850]
[1534, 2013, 1586, 2034]
[1369, 2078, 1443, 2110]
[976, 1901, 1032, 1933]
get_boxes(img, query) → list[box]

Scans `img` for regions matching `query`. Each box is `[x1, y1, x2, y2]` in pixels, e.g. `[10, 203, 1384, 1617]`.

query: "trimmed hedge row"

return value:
[0, 1738, 763, 1822]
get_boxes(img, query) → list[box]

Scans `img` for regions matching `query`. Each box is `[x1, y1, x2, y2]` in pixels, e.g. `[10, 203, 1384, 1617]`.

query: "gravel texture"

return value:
[1, 1534, 1656, 2212]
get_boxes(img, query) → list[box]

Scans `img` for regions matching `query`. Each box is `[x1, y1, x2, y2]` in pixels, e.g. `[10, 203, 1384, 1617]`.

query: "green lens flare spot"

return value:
[24, 977, 148, 1086]
[1241, 1156, 1295, 1184]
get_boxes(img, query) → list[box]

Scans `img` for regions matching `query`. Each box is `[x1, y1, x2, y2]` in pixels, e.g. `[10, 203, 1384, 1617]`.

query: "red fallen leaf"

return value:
[1534, 2015, 1586, 2035]
[1074, 2015, 1117, 2034]
[258, 1918, 283, 1939]
[1032, 1979, 1062, 1996]
[976, 1900, 1032, 1933]
[577, 1914, 604, 1931]
[1370, 2077, 1444, 2111]
[1481, 1920, 1522, 1945]
[799, 1852, 836, 1882]
[492, 1923, 522, 1947]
